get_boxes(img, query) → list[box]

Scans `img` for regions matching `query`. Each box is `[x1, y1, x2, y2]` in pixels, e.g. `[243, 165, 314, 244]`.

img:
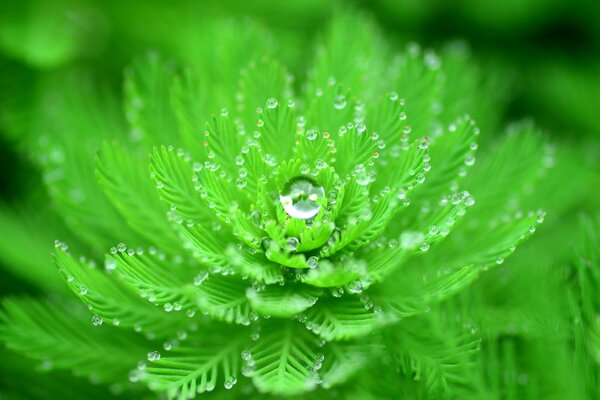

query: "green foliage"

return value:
[0, 5, 598, 400]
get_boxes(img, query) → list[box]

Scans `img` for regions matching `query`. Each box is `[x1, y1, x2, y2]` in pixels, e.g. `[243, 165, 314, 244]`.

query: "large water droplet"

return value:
[279, 178, 325, 219]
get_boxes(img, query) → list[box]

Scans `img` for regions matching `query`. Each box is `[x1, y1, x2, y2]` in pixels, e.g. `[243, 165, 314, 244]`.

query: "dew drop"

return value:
[307, 256, 319, 269]
[224, 376, 237, 389]
[193, 271, 208, 286]
[91, 315, 103, 326]
[306, 129, 318, 141]
[147, 351, 161, 361]
[279, 178, 325, 219]
[266, 97, 278, 109]
[334, 95, 347, 110]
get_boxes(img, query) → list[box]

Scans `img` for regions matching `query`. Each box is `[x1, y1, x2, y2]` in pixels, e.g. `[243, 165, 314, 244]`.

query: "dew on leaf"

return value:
[224, 376, 237, 389]
[91, 315, 103, 326]
[279, 178, 325, 220]
[147, 351, 161, 361]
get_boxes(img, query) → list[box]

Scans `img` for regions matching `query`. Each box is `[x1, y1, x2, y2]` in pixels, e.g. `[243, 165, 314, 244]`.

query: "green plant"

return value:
[0, 11, 592, 400]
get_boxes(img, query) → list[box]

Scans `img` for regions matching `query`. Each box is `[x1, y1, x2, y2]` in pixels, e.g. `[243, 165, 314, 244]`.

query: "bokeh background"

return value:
[0, 0, 599, 397]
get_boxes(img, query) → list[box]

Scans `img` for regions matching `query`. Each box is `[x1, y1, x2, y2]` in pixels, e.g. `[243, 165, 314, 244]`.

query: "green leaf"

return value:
[247, 284, 321, 318]
[364, 193, 473, 280]
[412, 115, 479, 202]
[96, 141, 181, 253]
[463, 122, 549, 218]
[145, 332, 247, 398]
[304, 296, 386, 341]
[56, 246, 190, 336]
[250, 321, 320, 395]
[384, 313, 481, 397]
[0, 297, 145, 383]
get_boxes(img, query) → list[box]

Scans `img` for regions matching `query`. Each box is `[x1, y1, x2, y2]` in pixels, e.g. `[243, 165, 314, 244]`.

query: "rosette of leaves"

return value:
[0, 13, 551, 400]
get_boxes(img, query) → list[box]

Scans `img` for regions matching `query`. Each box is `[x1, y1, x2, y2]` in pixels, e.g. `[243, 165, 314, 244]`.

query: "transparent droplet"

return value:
[307, 256, 319, 269]
[224, 376, 237, 389]
[147, 351, 161, 361]
[266, 97, 278, 109]
[306, 129, 318, 141]
[279, 178, 325, 220]
[193, 271, 208, 286]
[91, 315, 103, 326]
[334, 95, 347, 110]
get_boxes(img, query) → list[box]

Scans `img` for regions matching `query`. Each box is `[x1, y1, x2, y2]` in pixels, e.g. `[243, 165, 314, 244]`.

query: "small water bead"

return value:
[300, 164, 311, 174]
[496, 257, 505, 265]
[287, 237, 300, 252]
[420, 242, 431, 252]
[334, 95, 347, 110]
[147, 351, 161, 362]
[241, 350, 252, 361]
[279, 178, 325, 220]
[91, 315, 103, 326]
[193, 271, 209, 286]
[80, 286, 88, 295]
[306, 129, 318, 141]
[464, 155, 476, 166]
[117, 243, 127, 252]
[224, 376, 237, 389]
[266, 97, 278, 109]
[264, 154, 277, 166]
[236, 177, 247, 189]
[315, 159, 328, 170]
[163, 303, 174, 312]
[307, 256, 319, 269]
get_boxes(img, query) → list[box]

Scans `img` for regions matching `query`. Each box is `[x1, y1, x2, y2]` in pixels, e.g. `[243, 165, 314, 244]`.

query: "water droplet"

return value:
[307, 256, 319, 269]
[163, 303, 174, 312]
[279, 178, 325, 219]
[306, 129, 318, 141]
[224, 376, 237, 389]
[264, 154, 277, 166]
[193, 271, 208, 286]
[91, 315, 103, 326]
[241, 350, 252, 360]
[334, 95, 347, 109]
[287, 237, 299, 252]
[266, 97, 278, 109]
[80, 286, 88, 295]
[464, 155, 476, 166]
[117, 243, 127, 252]
[236, 177, 247, 189]
[147, 351, 161, 361]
